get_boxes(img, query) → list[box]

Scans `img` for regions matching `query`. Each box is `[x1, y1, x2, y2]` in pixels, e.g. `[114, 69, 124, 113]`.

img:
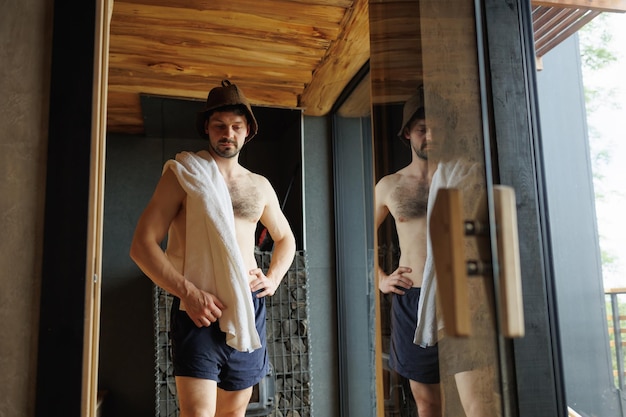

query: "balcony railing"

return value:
[606, 288, 626, 391]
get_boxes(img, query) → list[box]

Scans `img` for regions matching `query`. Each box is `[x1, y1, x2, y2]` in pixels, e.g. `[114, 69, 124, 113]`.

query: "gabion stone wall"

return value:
[154, 250, 310, 417]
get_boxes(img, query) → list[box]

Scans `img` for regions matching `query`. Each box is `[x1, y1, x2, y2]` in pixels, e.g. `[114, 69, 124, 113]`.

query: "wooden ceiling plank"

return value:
[368, 9, 423, 43]
[108, 59, 314, 85]
[108, 84, 300, 109]
[532, 0, 626, 12]
[106, 112, 144, 126]
[118, 0, 354, 13]
[107, 72, 302, 107]
[107, 65, 309, 91]
[531, 5, 553, 21]
[111, 1, 348, 32]
[533, 6, 569, 28]
[370, 79, 425, 105]
[109, 36, 325, 69]
[109, 27, 333, 59]
[535, 10, 600, 56]
[368, 2, 419, 94]
[106, 122, 145, 136]
[110, 23, 334, 52]
[535, 9, 590, 46]
[107, 72, 305, 94]
[110, 20, 340, 46]
[534, 8, 581, 40]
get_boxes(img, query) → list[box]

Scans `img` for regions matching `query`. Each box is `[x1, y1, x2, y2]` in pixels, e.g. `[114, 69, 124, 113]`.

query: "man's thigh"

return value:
[216, 386, 254, 417]
[176, 376, 217, 417]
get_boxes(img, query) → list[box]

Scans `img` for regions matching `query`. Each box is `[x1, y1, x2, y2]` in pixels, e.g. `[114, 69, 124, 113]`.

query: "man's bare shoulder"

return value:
[377, 171, 403, 189]
[242, 170, 275, 194]
[156, 168, 186, 202]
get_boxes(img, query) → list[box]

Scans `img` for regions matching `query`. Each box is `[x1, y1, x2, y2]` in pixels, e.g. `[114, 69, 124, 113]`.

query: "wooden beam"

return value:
[299, 0, 370, 115]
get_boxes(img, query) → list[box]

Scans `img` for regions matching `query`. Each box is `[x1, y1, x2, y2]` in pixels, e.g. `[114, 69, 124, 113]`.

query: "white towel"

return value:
[164, 150, 261, 352]
[414, 157, 486, 347]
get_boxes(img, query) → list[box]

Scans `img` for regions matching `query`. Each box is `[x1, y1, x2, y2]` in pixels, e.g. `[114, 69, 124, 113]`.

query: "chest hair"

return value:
[228, 181, 263, 221]
[391, 179, 430, 220]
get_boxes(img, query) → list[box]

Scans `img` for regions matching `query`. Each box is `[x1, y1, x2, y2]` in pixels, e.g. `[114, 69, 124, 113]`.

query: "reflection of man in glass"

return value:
[414, 85, 502, 417]
[375, 87, 442, 417]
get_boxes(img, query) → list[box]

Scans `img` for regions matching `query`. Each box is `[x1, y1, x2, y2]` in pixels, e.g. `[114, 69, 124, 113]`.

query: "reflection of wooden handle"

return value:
[430, 188, 470, 337]
[494, 185, 525, 338]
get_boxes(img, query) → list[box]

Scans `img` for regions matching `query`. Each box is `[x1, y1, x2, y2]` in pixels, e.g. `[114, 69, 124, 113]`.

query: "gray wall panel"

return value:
[303, 115, 340, 417]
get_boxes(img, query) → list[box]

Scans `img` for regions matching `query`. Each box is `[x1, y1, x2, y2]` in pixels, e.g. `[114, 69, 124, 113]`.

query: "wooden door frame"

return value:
[38, 0, 566, 415]
[81, 0, 111, 415]
[35, 1, 110, 416]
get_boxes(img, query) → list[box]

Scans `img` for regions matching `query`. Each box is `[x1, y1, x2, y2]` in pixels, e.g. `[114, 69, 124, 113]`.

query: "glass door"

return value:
[534, 18, 626, 416]
[369, 0, 521, 415]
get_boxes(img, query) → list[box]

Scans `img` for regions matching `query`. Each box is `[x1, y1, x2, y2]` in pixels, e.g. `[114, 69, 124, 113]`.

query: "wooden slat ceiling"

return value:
[106, 0, 626, 135]
[532, 0, 626, 67]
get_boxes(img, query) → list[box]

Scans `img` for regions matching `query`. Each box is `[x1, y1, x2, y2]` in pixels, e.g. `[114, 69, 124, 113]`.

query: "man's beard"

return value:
[212, 140, 240, 158]
[414, 143, 428, 161]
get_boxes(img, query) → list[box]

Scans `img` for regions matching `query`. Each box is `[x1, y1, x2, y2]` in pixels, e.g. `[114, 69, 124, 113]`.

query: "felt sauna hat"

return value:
[196, 79, 259, 142]
[397, 85, 425, 137]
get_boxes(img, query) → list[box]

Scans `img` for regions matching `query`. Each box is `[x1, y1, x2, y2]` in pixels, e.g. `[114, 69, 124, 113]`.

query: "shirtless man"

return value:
[130, 80, 296, 417]
[375, 89, 442, 417]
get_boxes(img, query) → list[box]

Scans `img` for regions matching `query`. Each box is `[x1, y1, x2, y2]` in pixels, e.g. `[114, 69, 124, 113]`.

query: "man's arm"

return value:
[129, 169, 225, 327]
[249, 178, 296, 297]
[374, 178, 391, 230]
[375, 176, 414, 294]
[130, 169, 188, 295]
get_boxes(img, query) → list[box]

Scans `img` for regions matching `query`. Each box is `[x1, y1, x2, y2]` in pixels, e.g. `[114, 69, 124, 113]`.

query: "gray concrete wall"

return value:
[303, 115, 340, 417]
[0, 0, 53, 416]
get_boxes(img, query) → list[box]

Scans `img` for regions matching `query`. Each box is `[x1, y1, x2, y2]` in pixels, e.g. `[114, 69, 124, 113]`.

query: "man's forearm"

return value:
[130, 241, 194, 300]
[265, 237, 296, 287]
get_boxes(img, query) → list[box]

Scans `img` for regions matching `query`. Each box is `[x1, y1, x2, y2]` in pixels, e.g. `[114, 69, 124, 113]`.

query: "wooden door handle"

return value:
[430, 188, 471, 337]
[430, 186, 525, 338]
[493, 185, 525, 338]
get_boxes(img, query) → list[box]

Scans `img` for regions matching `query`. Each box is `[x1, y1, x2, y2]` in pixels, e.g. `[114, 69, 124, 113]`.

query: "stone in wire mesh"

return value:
[154, 250, 311, 417]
